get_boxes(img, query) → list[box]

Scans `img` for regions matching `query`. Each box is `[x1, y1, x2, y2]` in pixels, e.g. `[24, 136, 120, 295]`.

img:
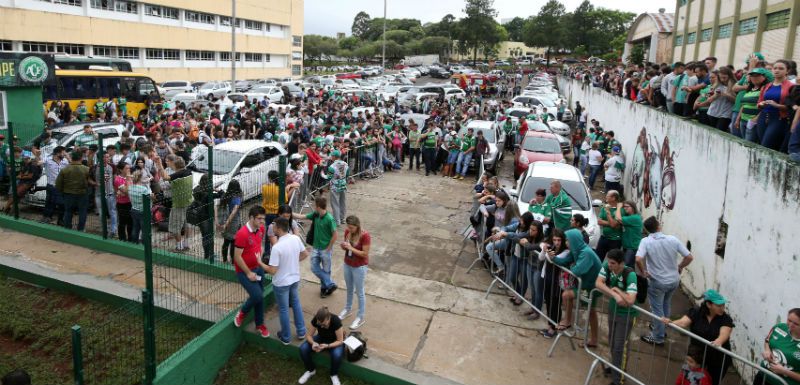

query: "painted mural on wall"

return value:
[629, 127, 678, 218]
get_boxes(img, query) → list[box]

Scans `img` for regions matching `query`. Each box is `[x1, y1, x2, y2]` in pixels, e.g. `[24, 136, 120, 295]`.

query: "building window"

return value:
[220, 52, 241, 61]
[90, 0, 112, 10]
[765, 10, 790, 31]
[0, 91, 7, 131]
[53, 0, 82, 5]
[687, 32, 696, 44]
[739, 17, 758, 35]
[164, 49, 179, 60]
[700, 28, 712, 42]
[144, 4, 178, 19]
[293, 35, 302, 47]
[245, 53, 262, 62]
[244, 20, 263, 31]
[265, 23, 271, 32]
[186, 50, 215, 61]
[292, 65, 302, 76]
[115, 0, 136, 13]
[22, 41, 55, 53]
[292, 51, 302, 60]
[55, 43, 85, 55]
[679, 0, 687, 4]
[717, 23, 732, 38]
[118, 47, 139, 59]
[675, 35, 683, 46]
[220, 17, 241, 27]
[93, 45, 114, 56]
[265, 54, 271, 62]
[0, 40, 11, 51]
[185, 11, 215, 24]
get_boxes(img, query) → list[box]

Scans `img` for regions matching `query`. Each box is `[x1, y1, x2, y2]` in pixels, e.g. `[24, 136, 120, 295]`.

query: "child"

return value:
[676, 345, 713, 385]
[218, 180, 243, 263]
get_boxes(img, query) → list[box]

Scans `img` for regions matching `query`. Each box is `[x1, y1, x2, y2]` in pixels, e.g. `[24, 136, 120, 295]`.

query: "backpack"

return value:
[606, 266, 648, 304]
[345, 331, 368, 362]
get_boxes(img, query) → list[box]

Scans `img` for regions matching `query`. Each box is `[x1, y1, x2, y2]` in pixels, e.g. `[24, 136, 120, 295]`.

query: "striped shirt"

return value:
[128, 184, 152, 211]
[45, 156, 69, 186]
[739, 89, 761, 122]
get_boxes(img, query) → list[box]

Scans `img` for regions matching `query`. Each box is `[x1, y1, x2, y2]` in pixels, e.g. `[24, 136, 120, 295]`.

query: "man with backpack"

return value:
[595, 249, 639, 385]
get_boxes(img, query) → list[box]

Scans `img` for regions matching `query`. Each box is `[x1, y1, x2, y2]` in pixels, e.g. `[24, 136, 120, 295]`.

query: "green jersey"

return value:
[76, 105, 88, 121]
[696, 85, 712, 112]
[460, 135, 475, 152]
[740, 89, 761, 122]
[423, 131, 437, 148]
[621, 213, 643, 251]
[732, 75, 749, 113]
[540, 113, 549, 123]
[762, 323, 800, 385]
[449, 136, 461, 151]
[528, 202, 551, 222]
[599, 206, 623, 241]
[503, 120, 514, 134]
[408, 130, 421, 149]
[94, 101, 105, 114]
[544, 190, 572, 230]
[598, 261, 639, 317]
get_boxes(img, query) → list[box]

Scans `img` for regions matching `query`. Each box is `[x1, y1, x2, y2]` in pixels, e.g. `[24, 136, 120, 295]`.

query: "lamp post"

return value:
[381, 0, 387, 69]
[231, 0, 236, 88]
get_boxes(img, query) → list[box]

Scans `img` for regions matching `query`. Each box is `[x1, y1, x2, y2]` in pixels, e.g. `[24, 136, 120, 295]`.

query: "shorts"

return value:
[575, 288, 601, 308]
[169, 206, 188, 234]
[447, 150, 460, 164]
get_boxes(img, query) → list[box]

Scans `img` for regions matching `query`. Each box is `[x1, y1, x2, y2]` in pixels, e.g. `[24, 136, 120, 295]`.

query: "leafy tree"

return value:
[351, 11, 371, 39]
[338, 36, 361, 51]
[503, 17, 526, 41]
[627, 44, 644, 66]
[420, 36, 451, 57]
[523, 0, 566, 63]
[456, 0, 500, 65]
[303, 34, 339, 64]
[354, 42, 378, 62]
[567, 0, 595, 51]
[383, 30, 414, 45]
[383, 41, 406, 63]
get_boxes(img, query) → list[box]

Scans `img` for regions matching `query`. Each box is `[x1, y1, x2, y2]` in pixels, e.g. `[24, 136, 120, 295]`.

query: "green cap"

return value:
[703, 289, 727, 305]
[331, 150, 341, 158]
[749, 67, 774, 82]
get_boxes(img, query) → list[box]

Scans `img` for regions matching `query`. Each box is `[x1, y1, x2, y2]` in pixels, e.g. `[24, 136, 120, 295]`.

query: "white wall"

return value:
[558, 76, 800, 371]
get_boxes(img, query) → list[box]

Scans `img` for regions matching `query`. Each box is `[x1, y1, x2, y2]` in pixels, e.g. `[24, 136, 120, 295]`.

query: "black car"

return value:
[429, 67, 451, 79]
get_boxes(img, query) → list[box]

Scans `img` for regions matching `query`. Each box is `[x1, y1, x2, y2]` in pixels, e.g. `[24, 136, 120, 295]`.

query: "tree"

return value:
[338, 36, 361, 51]
[354, 42, 378, 62]
[523, 0, 566, 64]
[455, 0, 500, 66]
[383, 30, 414, 45]
[503, 17, 526, 41]
[303, 34, 339, 64]
[567, 0, 595, 51]
[420, 36, 451, 57]
[383, 41, 406, 63]
[351, 11, 371, 39]
[627, 44, 644, 66]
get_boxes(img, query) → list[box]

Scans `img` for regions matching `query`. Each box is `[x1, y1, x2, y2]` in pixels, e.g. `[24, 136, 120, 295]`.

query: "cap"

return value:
[331, 150, 341, 157]
[612, 146, 621, 153]
[749, 67, 774, 82]
[290, 153, 302, 160]
[703, 289, 727, 305]
[450, 130, 457, 136]
[288, 123, 295, 129]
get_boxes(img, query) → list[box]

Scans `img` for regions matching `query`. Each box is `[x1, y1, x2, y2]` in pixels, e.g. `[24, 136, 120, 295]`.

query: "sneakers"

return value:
[278, 335, 291, 345]
[233, 311, 246, 327]
[338, 309, 352, 320]
[297, 333, 307, 341]
[321, 284, 338, 298]
[256, 325, 270, 338]
[349, 317, 365, 330]
[298, 370, 316, 384]
[640, 335, 664, 346]
[331, 375, 341, 385]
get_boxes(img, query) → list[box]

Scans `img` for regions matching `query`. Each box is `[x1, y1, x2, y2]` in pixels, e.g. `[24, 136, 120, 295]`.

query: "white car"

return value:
[333, 79, 360, 90]
[461, 120, 506, 173]
[510, 162, 601, 248]
[171, 92, 202, 104]
[198, 81, 231, 100]
[188, 140, 286, 201]
[444, 88, 466, 101]
[249, 86, 286, 103]
[161, 80, 193, 93]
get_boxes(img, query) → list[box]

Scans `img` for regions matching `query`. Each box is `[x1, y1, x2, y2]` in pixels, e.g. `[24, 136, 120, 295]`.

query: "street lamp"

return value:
[381, 0, 387, 69]
[231, 0, 236, 88]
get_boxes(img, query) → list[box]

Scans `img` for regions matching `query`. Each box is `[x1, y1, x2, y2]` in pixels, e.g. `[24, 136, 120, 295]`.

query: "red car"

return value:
[335, 72, 362, 79]
[514, 131, 565, 179]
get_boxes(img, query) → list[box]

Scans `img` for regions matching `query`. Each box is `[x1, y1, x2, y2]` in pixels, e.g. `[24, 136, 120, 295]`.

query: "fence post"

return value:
[7, 122, 19, 219]
[142, 194, 153, 294]
[71, 325, 84, 385]
[97, 134, 108, 239]
[278, 155, 287, 206]
[206, 147, 215, 264]
[142, 289, 156, 385]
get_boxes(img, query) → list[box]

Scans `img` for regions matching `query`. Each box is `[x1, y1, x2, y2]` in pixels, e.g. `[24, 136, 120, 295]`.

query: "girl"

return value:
[389, 124, 406, 165]
[267, 205, 300, 247]
[218, 179, 243, 263]
[338, 215, 370, 330]
[706, 67, 736, 131]
[539, 229, 569, 338]
[114, 161, 133, 242]
[127, 170, 152, 244]
[756, 60, 794, 151]
[735, 68, 770, 141]
[484, 195, 521, 276]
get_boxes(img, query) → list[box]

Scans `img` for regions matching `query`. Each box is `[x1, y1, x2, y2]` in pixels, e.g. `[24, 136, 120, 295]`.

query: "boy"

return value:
[595, 249, 638, 385]
[675, 345, 713, 385]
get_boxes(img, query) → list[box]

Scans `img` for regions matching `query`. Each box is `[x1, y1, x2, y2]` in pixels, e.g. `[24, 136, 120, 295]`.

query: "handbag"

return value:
[305, 212, 318, 245]
[186, 200, 204, 226]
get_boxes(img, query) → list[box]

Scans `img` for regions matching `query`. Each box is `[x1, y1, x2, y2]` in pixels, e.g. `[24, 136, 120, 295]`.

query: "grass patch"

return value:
[215, 343, 370, 385]
[0, 276, 204, 385]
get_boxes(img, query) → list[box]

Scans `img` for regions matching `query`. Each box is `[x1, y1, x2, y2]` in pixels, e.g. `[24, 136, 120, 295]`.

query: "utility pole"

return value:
[231, 0, 236, 87]
[382, 0, 387, 69]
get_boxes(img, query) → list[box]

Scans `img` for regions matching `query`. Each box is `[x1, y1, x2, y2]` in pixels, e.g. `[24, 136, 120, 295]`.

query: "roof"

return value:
[55, 69, 151, 77]
[627, 12, 675, 42]
[213, 139, 281, 154]
[527, 162, 581, 182]
[466, 120, 494, 129]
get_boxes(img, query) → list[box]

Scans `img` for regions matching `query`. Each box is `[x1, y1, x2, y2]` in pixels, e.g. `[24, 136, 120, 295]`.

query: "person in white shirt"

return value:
[587, 142, 604, 190]
[603, 146, 625, 196]
[579, 109, 588, 130]
[264, 217, 310, 344]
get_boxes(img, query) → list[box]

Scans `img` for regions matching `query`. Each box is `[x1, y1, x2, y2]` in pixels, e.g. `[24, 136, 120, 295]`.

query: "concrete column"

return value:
[728, 0, 743, 65]
[753, 0, 769, 52]
[784, 0, 800, 59]
[709, 0, 722, 57]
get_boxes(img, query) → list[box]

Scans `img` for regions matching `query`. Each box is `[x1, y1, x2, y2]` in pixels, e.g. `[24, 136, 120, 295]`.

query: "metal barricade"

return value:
[582, 288, 789, 385]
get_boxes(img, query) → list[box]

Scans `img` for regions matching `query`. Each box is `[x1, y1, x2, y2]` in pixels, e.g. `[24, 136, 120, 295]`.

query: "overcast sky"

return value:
[304, 0, 674, 36]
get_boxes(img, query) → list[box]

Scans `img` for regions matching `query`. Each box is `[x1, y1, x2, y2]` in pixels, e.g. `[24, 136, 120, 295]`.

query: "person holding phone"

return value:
[298, 307, 345, 385]
[337, 215, 370, 330]
[756, 60, 794, 151]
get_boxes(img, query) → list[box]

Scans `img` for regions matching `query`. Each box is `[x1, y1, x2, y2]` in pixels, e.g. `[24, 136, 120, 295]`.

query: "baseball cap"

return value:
[749, 67, 774, 82]
[703, 289, 727, 305]
[331, 150, 341, 157]
[612, 146, 621, 153]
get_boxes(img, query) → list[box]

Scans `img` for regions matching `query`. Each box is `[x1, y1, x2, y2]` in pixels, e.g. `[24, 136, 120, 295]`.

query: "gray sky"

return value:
[304, 0, 674, 36]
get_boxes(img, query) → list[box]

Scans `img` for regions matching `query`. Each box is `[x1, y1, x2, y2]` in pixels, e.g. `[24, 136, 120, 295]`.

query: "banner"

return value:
[0, 53, 56, 87]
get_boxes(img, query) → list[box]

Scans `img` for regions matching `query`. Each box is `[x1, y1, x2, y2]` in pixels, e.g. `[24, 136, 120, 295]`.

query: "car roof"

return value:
[466, 120, 494, 129]
[211, 140, 280, 153]
[52, 122, 121, 134]
[524, 131, 558, 139]
[527, 162, 581, 181]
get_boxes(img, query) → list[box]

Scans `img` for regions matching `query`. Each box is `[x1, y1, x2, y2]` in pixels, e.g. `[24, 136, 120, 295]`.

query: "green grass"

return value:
[215, 343, 370, 385]
[0, 277, 205, 385]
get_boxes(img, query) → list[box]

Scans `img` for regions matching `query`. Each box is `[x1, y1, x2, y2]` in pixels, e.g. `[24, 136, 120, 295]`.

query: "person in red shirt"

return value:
[337, 215, 370, 330]
[232, 205, 271, 338]
[675, 345, 713, 385]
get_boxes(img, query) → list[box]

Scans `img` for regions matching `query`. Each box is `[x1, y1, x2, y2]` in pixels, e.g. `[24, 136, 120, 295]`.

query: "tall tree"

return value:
[523, 0, 566, 63]
[568, 0, 595, 51]
[503, 17, 526, 42]
[302, 34, 339, 64]
[351, 11, 371, 39]
[456, 0, 500, 66]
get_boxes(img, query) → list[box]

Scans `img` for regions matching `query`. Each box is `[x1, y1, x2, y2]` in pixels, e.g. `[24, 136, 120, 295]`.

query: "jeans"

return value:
[198, 219, 214, 260]
[506, 256, 527, 295]
[595, 236, 622, 262]
[310, 248, 335, 290]
[422, 147, 436, 175]
[130, 209, 142, 244]
[95, 193, 117, 235]
[343, 264, 367, 319]
[728, 111, 742, 138]
[588, 165, 602, 190]
[62, 193, 89, 231]
[666, 100, 674, 114]
[622, 248, 637, 268]
[579, 154, 588, 175]
[299, 335, 345, 376]
[528, 262, 544, 309]
[756, 111, 788, 151]
[456, 151, 473, 176]
[486, 239, 507, 271]
[408, 148, 421, 169]
[608, 313, 636, 385]
[236, 267, 265, 326]
[329, 190, 346, 224]
[273, 281, 306, 341]
[646, 279, 679, 343]
[43, 185, 63, 220]
[572, 145, 581, 166]
[447, 150, 460, 165]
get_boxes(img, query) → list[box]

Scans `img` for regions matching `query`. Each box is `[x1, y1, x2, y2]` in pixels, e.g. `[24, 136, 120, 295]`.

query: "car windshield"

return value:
[51, 131, 72, 144]
[520, 176, 590, 211]
[188, 148, 243, 175]
[508, 110, 530, 119]
[199, 83, 216, 90]
[162, 82, 186, 87]
[522, 137, 560, 153]
[538, 98, 557, 107]
[526, 120, 550, 132]
[460, 126, 495, 142]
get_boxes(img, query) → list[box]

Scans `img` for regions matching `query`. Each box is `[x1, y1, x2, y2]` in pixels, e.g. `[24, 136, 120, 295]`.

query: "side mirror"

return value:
[592, 199, 602, 207]
[239, 167, 252, 174]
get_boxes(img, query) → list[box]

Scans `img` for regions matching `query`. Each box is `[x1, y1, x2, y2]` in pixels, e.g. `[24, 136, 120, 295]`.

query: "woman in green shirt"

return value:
[615, 200, 643, 268]
[693, 71, 717, 125]
[757, 308, 800, 385]
[735, 68, 771, 142]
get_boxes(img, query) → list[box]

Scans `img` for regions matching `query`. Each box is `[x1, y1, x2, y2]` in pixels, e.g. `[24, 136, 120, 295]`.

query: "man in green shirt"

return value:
[616, 201, 643, 268]
[454, 128, 475, 180]
[595, 249, 638, 385]
[74, 125, 98, 148]
[407, 122, 421, 171]
[94, 98, 106, 121]
[540, 107, 550, 125]
[294, 196, 338, 297]
[56, 151, 90, 231]
[157, 155, 194, 251]
[76, 101, 89, 121]
[527, 188, 551, 231]
[419, 122, 440, 177]
[544, 180, 572, 231]
[596, 190, 623, 261]
[759, 309, 800, 385]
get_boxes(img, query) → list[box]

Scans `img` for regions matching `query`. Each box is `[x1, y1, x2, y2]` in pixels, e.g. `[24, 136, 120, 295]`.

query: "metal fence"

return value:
[581, 288, 789, 385]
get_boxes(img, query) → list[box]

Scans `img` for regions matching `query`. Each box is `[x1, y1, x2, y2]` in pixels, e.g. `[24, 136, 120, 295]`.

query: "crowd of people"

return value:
[567, 53, 800, 162]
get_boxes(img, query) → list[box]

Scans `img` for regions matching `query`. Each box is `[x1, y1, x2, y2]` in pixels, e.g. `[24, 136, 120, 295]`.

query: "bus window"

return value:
[97, 77, 122, 99]
[60, 77, 98, 100]
[43, 84, 58, 100]
[137, 77, 158, 99]
[111, 62, 132, 71]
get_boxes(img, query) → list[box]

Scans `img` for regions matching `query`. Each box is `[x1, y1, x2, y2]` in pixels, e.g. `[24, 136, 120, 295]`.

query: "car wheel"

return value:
[207, 94, 214, 100]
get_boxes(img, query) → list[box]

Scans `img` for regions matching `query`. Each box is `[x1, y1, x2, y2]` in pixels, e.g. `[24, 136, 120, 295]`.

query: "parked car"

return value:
[250, 86, 287, 103]
[160, 80, 193, 93]
[513, 131, 565, 179]
[280, 84, 303, 100]
[460, 120, 505, 173]
[198, 81, 231, 100]
[234, 80, 253, 92]
[494, 60, 510, 66]
[510, 162, 601, 248]
[188, 140, 286, 201]
[170, 92, 202, 105]
[429, 67, 452, 79]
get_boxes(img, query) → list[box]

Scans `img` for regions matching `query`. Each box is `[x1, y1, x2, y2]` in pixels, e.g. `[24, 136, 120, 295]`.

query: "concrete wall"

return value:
[558, 77, 800, 365]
